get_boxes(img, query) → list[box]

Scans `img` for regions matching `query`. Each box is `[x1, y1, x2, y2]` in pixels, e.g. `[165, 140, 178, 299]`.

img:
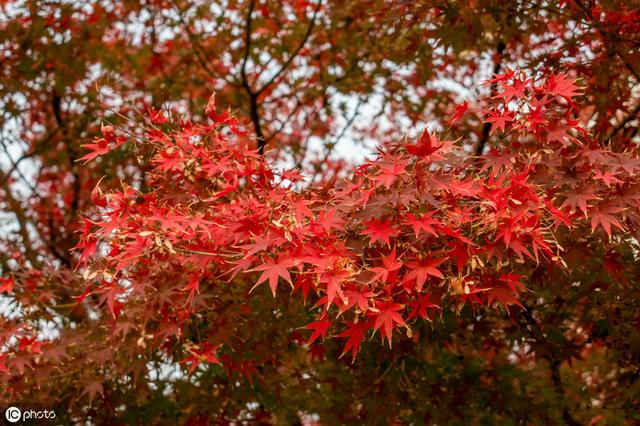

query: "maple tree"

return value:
[1, 0, 640, 424]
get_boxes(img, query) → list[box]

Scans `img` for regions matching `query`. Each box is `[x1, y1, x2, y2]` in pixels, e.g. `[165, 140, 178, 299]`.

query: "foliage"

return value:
[1, 0, 639, 424]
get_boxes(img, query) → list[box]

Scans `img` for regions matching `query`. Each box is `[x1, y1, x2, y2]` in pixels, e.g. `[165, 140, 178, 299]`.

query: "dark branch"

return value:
[604, 100, 640, 144]
[0, 174, 42, 268]
[475, 40, 506, 156]
[574, 0, 640, 81]
[255, 1, 323, 96]
[241, 1, 322, 155]
[52, 91, 64, 127]
[238, 0, 267, 154]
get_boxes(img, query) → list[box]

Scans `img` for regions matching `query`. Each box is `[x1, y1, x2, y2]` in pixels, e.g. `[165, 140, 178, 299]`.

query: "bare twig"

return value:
[604, 100, 640, 143]
[255, 1, 323, 96]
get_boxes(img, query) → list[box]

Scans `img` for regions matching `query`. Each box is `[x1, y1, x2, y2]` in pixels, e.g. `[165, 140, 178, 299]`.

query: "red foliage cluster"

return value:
[74, 72, 639, 365]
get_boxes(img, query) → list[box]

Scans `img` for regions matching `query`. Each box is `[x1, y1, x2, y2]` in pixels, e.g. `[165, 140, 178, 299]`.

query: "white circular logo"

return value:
[5, 406, 21, 423]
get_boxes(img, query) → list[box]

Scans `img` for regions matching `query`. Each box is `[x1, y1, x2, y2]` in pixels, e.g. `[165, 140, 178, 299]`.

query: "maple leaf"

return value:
[448, 101, 469, 124]
[406, 131, 451, 159]
[79, 138, 112, 163]
[305, 316, 332, 345]
[237, 234, 284, 258]
[545, 73, 580, 100]
[609, 153, 640, 174]
[544, 197, 572, 228]
[546, 124, 579, 146]
[485, 110, 514, 134]
[499, 273, 527, 293]
[311, 209, 345, 235]
[592, 170, 622, 187]
[404, 257, 446, 291]
[80, 381, 104, 405]
[371, 301, 407, 347]
[0, 277, 15, 293]
[560, 188, 600, 216]
[147, 106, 168, 124]
[184, 275, 200, 304]
[203, 92, 236, 124]
[486, 284, 523, 309]
[408, 294, 440, 320]
[293, 274, 314, 303]
[369, 247, 402, 283]
[341, 287, 377, 313]
[250, 256, 295, 296]
[404, 212, 439, 237]
[487, 67, 516, 84]
[374, 157, 408, 188]
[181, 343, 222, 374]
[205, 92, 217, 119]
[280, 168, 306, 184]
[481, 147, 515, 173]
[494, 77, 528, 102]
[590, 204, 626, 237]
[361, 218, 399, 245]
[18, 336, 44, 354]
[155, 148, 183, 171]
[338, 320, 369, 361]
[320, 269, 349, 307]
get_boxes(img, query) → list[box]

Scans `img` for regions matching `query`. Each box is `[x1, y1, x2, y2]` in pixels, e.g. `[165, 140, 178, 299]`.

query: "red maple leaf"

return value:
[369, 247, 402, 283]
[592, 170, 622, 187]
[205, 92, 217, 119]
[374, 157, 408, 188]
[341, 287, 377, 313]
[448, 101, 469, 124]
[486, 67, 516, 84]
[361, 218, 399, 245]
[494, 77, 528, 102]
[147, 106, 168, 124]
[320, 269, 349, 307]
[485, 110, 514, 134]
[371, 301, 407, 347]
[181, 343, 221, 374]
[408, 294, 440, 320]
[80, 381, 104, 405]
[486, 284, 523, 309]
[407, 131, 441, 158]
[560, 188, 600, 216]
[250, 256, 295, 296]
[545, 73, 580, 100]
[79, 138, 112, 163]
[404, 257, 446, 291]
[404, 212, 439, 237]
[590, 204, 625, 237]
[311, 209, 345, 235]
[338, 320, 370, 361]
[0, 277, 15, 294]
[305, 316, 332, 345]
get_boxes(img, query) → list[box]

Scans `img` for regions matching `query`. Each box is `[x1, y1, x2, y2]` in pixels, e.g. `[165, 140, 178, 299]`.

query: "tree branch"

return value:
[241, 1, 322, 155]
[573, 0, 640, 82]
[170, 0, 236, 86]
[604, 100, 640, 143]
[238, 0, 267, 154]
[475, 40, 506, 156]
[255, 1, 323, 96]
[0, 175, 41, 268]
